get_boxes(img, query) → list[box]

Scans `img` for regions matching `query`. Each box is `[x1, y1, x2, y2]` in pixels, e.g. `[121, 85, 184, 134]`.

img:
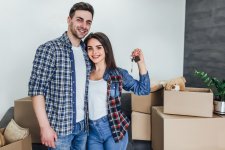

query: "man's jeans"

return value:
[48, 120, 87, 150]
[87, 116, 128, 150]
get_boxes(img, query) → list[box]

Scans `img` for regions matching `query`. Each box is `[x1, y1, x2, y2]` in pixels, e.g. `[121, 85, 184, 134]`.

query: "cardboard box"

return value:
[0, 134, 32, 150]
[14, 97, 40, 143]
[131, 111, 151, 141]
[152, 106, 225, 150]
[132, 87, 163, 114]
[164, 87, 213, 117]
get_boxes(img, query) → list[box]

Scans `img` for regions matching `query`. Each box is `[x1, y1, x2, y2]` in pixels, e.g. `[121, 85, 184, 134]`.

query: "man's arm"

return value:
[32, 95, 57, 148]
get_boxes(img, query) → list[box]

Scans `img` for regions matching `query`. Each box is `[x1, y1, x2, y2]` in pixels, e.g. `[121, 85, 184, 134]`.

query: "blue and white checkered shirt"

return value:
[28, 32, 91, 136]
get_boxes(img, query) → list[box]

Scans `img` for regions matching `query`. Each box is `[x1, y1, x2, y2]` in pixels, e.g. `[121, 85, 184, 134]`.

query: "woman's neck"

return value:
[90, 62, 106, 80]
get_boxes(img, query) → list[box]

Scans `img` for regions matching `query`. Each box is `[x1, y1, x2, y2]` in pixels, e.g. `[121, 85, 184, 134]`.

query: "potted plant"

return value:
[194, 69, 225, 114]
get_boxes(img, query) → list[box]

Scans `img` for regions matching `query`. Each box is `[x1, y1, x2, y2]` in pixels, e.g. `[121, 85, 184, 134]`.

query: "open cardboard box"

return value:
[0, 128, 32, 150]
[14, 96, 40, 143]
[164, 87, 213, 117]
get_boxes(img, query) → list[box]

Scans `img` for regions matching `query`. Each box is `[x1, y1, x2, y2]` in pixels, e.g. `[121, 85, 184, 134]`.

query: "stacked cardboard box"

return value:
[14, 97, 41, 143]
[152, 106, 225, 150]
[163, 87, 213, 117]
[151, 87, 222, 150]
[131, 85, 164, 141]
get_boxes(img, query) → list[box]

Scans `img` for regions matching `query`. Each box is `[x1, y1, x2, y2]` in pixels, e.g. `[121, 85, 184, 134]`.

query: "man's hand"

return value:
[40, 125, 57, 148]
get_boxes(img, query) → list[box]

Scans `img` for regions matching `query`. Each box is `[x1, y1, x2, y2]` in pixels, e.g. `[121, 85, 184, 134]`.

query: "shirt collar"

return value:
[60, 31, 86, 50]
[103, 68, 119, 81]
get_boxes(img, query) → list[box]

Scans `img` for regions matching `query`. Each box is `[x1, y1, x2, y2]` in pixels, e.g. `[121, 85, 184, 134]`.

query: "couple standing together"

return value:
[28, 2, 150, 150]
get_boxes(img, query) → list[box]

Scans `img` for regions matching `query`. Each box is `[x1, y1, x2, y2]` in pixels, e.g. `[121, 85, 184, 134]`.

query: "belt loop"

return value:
[79, 120, 83, 130]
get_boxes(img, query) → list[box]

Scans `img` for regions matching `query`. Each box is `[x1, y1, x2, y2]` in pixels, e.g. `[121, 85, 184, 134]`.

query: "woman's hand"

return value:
[131, 48, 147, 75]
[131, 48, 145, 63]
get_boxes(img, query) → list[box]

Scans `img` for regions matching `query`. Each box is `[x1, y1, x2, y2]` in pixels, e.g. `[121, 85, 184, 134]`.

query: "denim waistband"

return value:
[73, 119, 85, 133]
[89, 115, 108, 124]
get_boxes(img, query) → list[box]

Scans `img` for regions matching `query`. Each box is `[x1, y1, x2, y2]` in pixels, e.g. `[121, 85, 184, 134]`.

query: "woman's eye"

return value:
[97, 46, 102, 50]
[87, 47, 92, 51]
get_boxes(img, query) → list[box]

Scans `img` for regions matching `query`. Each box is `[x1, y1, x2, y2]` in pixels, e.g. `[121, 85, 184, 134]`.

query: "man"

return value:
[28, 2, 94, 150]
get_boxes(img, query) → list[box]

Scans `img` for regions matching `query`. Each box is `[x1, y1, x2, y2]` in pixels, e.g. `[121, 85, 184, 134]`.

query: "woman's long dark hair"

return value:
[84, 32, 117, 70]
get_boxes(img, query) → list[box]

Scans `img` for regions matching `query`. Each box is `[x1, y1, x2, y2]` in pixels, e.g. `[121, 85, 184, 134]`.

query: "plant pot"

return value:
[214, 100, 225, 115]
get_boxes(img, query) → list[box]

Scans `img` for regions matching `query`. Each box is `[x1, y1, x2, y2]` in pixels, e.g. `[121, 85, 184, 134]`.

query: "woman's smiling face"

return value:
[87, 38, 106, 65]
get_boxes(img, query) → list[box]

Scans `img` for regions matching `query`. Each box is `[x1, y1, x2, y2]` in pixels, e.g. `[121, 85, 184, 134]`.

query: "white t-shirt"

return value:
[72, 46, 86, 122]
[88, 79, 107, 120]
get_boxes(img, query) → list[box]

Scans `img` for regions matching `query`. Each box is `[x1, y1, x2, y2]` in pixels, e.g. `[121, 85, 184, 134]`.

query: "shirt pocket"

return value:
[110, 81, 120, 97]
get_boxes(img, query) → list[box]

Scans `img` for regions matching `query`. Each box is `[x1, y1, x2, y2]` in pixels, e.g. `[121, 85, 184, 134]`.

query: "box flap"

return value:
[153, 106, 220, 119]
[151, 84, 163, 93]
[14, 97, 31, 102]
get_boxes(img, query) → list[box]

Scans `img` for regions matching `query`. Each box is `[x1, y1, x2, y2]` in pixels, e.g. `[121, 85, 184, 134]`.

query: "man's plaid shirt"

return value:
[28, 32, 91, 136]
[103, 68, 150, 142]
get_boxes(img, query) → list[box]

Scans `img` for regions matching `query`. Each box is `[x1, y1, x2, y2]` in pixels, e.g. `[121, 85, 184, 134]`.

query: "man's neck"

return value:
[67, 31, 81, 47]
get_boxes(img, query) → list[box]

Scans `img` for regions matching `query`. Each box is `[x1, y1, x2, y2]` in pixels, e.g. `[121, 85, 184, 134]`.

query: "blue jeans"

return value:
[87, 116, 128, 150]
[48, 120, 87, 150]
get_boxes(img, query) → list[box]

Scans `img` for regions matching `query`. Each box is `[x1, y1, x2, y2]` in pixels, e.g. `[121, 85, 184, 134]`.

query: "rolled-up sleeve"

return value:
[120, 68, 150, 95]
[28, 43, 55, 96]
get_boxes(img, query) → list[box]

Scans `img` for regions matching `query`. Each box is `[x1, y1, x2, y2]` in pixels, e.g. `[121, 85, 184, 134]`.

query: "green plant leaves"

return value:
[194, 69, 225, 101]
[194, 70, 213, 87]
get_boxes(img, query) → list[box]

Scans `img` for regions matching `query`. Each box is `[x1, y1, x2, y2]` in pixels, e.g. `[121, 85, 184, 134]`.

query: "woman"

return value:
[84, 32, 150, 150]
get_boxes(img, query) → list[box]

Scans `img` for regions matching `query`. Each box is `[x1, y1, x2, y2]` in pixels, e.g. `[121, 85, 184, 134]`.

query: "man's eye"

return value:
[87, 21, 92, 26]
[77, 19, 82, 22]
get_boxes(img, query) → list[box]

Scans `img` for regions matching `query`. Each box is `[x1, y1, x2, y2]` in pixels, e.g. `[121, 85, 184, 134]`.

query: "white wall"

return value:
[0, 0, 185, 120]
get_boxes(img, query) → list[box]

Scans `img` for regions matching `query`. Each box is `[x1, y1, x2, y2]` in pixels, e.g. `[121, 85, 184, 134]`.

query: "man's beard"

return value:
[70, 28, 82, 40]
[69, 23, 86, 40]
[72, 30, 82, 40]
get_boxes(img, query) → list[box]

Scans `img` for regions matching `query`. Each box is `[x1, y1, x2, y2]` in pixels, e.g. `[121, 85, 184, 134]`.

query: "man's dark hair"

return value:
[84, 32, 117, 70]
[69, 2, 94, 18]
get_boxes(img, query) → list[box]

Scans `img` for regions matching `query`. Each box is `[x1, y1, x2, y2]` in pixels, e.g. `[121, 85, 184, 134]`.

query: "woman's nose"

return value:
[93, 49, 98, 54]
